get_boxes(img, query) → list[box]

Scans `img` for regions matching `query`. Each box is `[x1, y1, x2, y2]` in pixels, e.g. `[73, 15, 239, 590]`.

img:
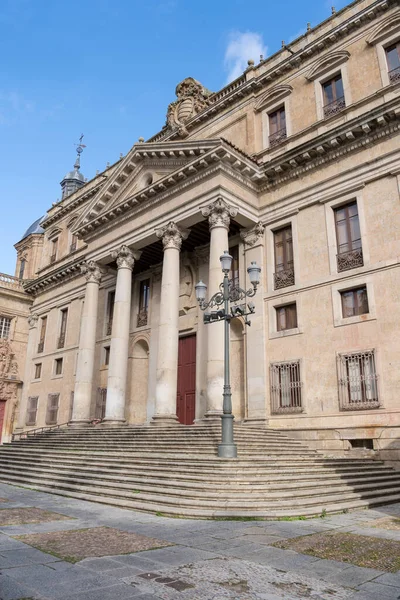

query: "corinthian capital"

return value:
[201, 198, 238, 230]
[156, 222, 188, 251]
[81, 261, 102, 283]
[27, 313, 39, 328]
[111, 245, 135, 270]
[240, 222, 265, 246]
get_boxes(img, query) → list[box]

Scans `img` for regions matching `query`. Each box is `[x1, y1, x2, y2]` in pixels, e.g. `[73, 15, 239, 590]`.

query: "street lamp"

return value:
[195, 251, 261, 458]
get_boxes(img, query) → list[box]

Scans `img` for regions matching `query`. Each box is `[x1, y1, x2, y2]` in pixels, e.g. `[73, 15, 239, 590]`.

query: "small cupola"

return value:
[60, 135, 86, 199]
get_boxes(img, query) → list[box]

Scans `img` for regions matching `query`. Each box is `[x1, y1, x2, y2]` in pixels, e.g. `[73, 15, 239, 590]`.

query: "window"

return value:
[334, 202, 363, 272]
[50, 238, 58, 264]
[337, 350, 379, 410]
[341, 287, 369, 318]
[34, 363, 42, 379]
[276, 303, 297, 331]
[37, 316, 47, 353]
[268, 106, 287, 147]
[386, 42, 400, 84]
[58, 308, 68, 349]
[69, 233, 78, 253]
[322, 74, 345, 118]
[270, 361, 302, 413]
[0, 317, 11, 339]
[26, 396, 39, 426]
[103, 345, 110, 366]
[46, 393, 59, 424]
[137, 279, 150, 327]
[54, 358, 63, 376]
[229, 246, 240, 288]
[106, 290, 115, 335]
[19, 259, 26, 279]
[273, 225, 294, 289]
[95, 388, 107, 420]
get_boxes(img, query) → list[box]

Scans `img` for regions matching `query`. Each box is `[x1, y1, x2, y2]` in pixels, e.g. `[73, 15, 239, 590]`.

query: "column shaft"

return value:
[70, 262, 101, 426]
[104, 246, 134, 424]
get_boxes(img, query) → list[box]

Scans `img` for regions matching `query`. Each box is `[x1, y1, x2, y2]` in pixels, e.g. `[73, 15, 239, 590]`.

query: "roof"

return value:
[20, 215, 45, 240]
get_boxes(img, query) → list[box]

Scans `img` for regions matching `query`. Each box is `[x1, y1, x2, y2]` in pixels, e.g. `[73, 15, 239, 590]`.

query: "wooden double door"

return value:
[176, 335, 196, 425]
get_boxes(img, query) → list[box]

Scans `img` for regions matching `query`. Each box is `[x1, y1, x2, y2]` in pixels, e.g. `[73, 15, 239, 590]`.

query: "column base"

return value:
[203, 410, 223, 421]
[68, 420, 92, 428]
[101, 419, 128, 427]
[150, 414, 179, 426]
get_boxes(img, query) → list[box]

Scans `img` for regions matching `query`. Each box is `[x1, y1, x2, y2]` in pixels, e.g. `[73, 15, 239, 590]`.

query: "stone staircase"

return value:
[1, 423, 400, 518]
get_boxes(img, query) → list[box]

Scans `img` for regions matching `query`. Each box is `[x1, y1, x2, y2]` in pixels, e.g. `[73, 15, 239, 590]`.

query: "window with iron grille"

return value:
[322, 74, 345, 118]
[273, 225, 295, 289]
[106, 290, 115, 335]
[95, 388, 107, 420]
[334, 202, 363, 272]
[54, 358, 63, 376]
[58, 308, 68, 349]
[26, 396, 39, 426]
[69, 233, 78, 253]
[268, 106, 287, 147]
[337, 350, 380, 410]
[386, 42, 400, 84]
[46, 393, 59, 424]
[341, 286, 369, 318]
[276, 303, 297, 331]
[37, 316, 47, 353]
[34, 363, 42, 379]
[137, 279, 150, 327]
[270, 360, 303, 413]
[0, 317, 11, 339]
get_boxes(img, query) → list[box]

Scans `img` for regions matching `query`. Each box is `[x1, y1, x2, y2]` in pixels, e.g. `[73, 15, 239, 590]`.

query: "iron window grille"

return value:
[337, 350, 380, 411]
[268, 106, 287, 148]
[46, 393, 59, 425]
[137, 279, 150, 327]
[269, 127, 287, 148]
[26, 396, 39, 426]
[273, 226, 295, 290]
[322, 74, 345, 118]
[37, 341, 44, 353]
[270, 360, 303, 414]
[0, 316, 11, 339]
[96, 388, 107, 420]
[386, 43, 400, 84]
[324, 96, 346, 118]
[69, 241, 77, 253]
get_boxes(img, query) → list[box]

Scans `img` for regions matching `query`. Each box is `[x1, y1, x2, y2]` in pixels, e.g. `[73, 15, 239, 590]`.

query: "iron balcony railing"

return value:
[270, 361, 303, 414]
[269, 127, 287, 148]
[337, 247, 363, 272]
[137, 309, 148, 328]
[324, 96, 346, 118]
[389, 66, 400, 84]
[337, 350, 380, 411]
[274, 267, 295, 290]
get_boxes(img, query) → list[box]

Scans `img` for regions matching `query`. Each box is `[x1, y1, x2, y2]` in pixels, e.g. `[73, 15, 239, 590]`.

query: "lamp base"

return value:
[218, 442, 238, 458]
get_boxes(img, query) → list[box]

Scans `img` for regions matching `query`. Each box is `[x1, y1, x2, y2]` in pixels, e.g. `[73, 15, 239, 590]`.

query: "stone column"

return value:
[104, 245, 135, 425]
[70, 261, 102, 426]
[152, 222, 188, 425]
[241, 222, 268, 426]
[15, 313, 39, 430]
[201, 198, 237, 417]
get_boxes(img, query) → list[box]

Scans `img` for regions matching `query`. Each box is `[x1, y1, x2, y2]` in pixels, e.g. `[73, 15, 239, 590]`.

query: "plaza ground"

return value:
[0, 483, 400, 598]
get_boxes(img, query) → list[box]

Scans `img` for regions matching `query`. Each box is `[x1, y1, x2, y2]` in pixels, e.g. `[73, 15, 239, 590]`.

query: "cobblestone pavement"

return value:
[0, 483, 400, 599]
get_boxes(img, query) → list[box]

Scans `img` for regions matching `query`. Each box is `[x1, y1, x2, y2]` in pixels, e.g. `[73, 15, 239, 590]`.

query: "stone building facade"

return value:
[2, 0, 400, 463]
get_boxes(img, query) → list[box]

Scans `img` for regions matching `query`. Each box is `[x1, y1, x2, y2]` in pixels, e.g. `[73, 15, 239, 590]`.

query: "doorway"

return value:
[176, 334, 196, 425]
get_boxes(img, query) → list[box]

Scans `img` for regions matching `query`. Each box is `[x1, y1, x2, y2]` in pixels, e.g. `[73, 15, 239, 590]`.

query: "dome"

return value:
[62, 168, 85, 183]
[20, 215, 45, 240]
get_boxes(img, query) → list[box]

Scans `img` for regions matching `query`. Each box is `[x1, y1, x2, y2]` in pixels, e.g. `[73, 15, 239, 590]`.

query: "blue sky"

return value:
[0, 0, 349, 275]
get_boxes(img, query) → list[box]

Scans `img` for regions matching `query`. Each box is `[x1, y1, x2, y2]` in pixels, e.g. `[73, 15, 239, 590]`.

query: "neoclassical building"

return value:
[2, 0, 400, 464]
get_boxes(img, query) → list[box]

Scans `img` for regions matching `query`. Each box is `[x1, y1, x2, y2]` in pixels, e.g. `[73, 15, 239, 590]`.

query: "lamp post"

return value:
[195, 251, 261, 458]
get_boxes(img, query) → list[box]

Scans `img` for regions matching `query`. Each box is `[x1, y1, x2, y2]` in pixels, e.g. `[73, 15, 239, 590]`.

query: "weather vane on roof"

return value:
[75, 133, 86, 157]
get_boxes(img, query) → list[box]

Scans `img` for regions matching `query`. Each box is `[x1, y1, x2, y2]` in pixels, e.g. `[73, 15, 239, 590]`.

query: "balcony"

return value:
[57, 333, 65, 349]
[137, 309, 148, 328]
[324, 96, 346, 118]
[389, 66, 400, 85]
[37, 341, 44, 353]
[274, 267, 295, 290]
[337, 248, 363, 272]
[269, 127, 287, 149]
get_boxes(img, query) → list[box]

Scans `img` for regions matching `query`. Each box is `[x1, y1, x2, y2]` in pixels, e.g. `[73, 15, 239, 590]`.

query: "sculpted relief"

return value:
[0, 339, 19, 381]
[166, 77, 212, 138]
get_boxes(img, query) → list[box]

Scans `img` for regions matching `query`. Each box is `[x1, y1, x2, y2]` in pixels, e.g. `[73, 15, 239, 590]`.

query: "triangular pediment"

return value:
[73, 139, 221, 230]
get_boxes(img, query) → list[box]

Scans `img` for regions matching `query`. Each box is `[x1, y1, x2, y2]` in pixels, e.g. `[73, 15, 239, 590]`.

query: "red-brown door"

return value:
[176, 335, 196, 425]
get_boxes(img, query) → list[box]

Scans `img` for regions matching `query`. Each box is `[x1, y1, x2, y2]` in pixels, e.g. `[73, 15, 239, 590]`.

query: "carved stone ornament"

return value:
[166, 77, 212, 138]
[80, 261, 102, 283]
[240, 222, 265, 246]
[112, 245, 135, 270]
[156, 222, 189, 251]
[27, 313, 39, 328]
[201, 198, 238, 230]
[0, 339, 15, 379]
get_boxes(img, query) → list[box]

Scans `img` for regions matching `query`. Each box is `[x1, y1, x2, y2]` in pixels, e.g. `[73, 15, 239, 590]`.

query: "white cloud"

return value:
[224, 31, 267, 84]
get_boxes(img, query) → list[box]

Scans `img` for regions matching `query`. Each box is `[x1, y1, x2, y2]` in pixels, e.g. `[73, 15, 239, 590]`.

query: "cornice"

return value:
[23, 257, 86, 296]
[43, 181, 105, 228]
[260, 97, 400, 190]
[148, 0, 394, 143]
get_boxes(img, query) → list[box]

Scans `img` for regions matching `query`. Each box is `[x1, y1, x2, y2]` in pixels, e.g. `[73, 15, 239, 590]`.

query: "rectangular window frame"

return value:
[337, 349, 380, 411]
[46, 393, 60, 425]
[268, 293, 303, 339]
[26, 396, 39, 426]
[276, 303, 298, 332]
[0, 316, 12, 340]
[313, 64, 351, 121]
[53, 357, 63, 377]
[331, 277, 376, 328]
[374, 28, 400, 88]
[37, 316, 47, 353]
[50, 238, 58, 264]
[57, 307, 68, 349]
[270, 360, 303, 414]
[262, 97, 292, 150]
[322, 73, 346, 118]
[266, 215, 299, 294]
[34, 363, 42, 380]
[340, 286, 369, 318]
[105, 289, 116, 336]
[137, 278, 150, 328]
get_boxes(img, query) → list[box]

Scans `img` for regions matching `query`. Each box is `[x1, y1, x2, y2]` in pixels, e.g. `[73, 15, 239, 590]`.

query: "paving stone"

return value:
[352, 581, 400, 599]
[0, 573, 39, 600]
[60, 583, 147, 600]
[335, 565, 384, 587]
[79, 556, 130, 571]
[374, 572, 400, 587]
[1, 546, 60, 564]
